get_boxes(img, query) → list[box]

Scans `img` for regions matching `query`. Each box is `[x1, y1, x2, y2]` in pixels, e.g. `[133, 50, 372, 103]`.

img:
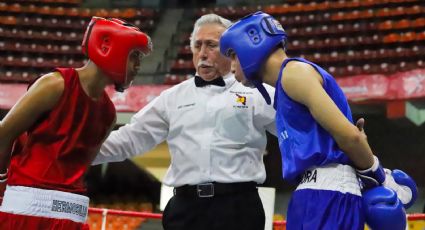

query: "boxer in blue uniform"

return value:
[220, 12, 417, 230]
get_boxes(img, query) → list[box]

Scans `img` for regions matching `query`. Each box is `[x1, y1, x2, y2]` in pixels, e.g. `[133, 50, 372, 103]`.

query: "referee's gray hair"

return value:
[190, 14, 232, 52]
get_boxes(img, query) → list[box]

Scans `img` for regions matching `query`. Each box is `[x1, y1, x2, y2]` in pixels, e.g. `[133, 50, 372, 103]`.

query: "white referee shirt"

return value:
[93, 73, 277, 187]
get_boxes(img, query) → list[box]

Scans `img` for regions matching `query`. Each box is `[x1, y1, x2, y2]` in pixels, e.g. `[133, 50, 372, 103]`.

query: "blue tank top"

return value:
[274, 57, 353, 183]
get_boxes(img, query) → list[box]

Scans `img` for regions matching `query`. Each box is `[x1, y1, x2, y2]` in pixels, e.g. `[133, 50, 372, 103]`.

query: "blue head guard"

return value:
[220, 11, 287, 104]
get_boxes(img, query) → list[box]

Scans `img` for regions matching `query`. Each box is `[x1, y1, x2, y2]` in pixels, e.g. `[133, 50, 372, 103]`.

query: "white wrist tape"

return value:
[357, 155, 380, 174]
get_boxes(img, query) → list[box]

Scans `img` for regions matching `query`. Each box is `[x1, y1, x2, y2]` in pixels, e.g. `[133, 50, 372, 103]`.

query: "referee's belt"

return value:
[173, 182, 257, 198]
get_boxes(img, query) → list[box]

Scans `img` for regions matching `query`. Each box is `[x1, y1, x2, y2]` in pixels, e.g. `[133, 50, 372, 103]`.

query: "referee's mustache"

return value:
[198, 60, 214, 68]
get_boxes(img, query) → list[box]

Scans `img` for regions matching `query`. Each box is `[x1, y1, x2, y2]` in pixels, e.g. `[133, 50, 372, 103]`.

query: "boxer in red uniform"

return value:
[0, 17, 151, 230]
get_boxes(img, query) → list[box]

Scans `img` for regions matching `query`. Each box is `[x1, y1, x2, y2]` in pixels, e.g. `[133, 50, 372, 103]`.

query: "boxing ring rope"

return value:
[89, 207, 163, 219]
[407, 213, 425, 221]
[272, 213, 425, 226]
[88, 207, 425, 229]
[89, 207, 162, 230]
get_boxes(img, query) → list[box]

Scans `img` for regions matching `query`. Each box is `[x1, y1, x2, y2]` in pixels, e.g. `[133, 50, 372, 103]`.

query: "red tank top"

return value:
[8, 68, 116, 194]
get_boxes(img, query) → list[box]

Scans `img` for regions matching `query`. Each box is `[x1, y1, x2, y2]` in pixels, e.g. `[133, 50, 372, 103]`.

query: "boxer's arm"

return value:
[0, 73, 64, 173]
[355, 119, 417, 208]
[281, 61, 374, 169]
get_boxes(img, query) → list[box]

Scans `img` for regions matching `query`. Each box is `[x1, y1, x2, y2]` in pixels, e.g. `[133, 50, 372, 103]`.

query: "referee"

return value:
[93, 14, 276, 230]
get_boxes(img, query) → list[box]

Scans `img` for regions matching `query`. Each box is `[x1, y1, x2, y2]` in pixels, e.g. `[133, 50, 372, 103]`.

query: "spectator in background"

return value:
[0, 17, 151, 230]
[93, 14, 276, 230]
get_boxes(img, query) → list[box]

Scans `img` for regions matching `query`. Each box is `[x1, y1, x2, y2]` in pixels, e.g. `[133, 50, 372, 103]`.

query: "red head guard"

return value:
[81, 17, 152, 91]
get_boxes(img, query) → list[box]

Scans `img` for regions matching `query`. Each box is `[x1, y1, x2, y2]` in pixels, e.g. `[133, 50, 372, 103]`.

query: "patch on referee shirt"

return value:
[233, 94, 248, 108]
[236, 94, 246, 105]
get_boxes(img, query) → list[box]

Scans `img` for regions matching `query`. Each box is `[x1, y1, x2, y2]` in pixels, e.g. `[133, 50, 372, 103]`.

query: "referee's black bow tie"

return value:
[194, 76, 225, 87]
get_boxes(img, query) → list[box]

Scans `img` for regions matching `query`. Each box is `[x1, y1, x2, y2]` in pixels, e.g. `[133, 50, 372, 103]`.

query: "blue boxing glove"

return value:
[383, 168, 418, 209]
[363, 186, 406, 230]
[357, 156, 418, 209]
[356, 155, 386, 189]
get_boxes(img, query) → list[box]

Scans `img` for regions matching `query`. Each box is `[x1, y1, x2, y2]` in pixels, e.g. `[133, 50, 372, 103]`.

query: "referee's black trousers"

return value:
[162, 185, 265, 230]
